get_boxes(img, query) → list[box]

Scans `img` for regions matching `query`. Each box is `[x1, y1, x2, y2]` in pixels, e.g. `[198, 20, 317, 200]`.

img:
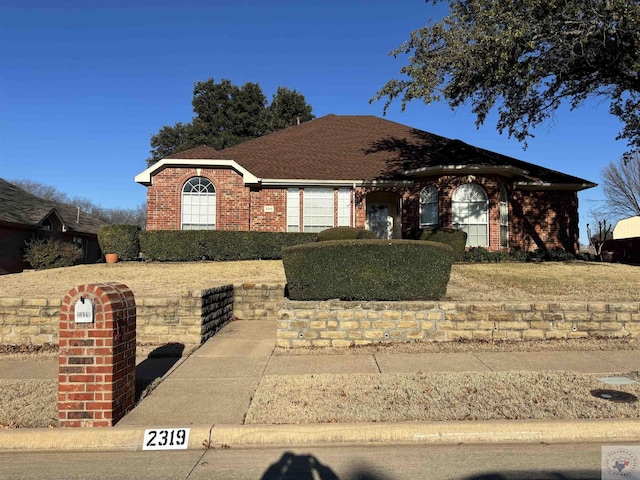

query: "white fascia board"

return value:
[513, 181, 597, 191]
[258, 179, 364, 187]
[402, 164, 529, 177]
[134, 159, 259, 186]
[259, 179, 415, 188]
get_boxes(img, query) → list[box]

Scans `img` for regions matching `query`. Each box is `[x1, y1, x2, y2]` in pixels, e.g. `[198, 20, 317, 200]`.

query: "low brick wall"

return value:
[276, 300, 640, 347]
[0, 285, 235, 346]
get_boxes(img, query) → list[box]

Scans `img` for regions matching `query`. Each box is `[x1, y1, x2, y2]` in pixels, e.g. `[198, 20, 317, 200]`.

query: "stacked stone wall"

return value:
[277, 300, 640, 347]
[0, 284, 272, 345]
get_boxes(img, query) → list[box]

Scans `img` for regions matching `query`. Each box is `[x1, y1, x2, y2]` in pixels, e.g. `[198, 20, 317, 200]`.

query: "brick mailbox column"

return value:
[58, 283, 136, 427]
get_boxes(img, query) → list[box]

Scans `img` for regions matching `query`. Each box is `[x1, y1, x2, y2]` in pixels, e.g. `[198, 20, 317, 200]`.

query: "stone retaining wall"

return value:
[0, 285, 236, 345]
[276, 300, 640, 347]
[233, 283, 285, 321]
[6, 283, 640, 348]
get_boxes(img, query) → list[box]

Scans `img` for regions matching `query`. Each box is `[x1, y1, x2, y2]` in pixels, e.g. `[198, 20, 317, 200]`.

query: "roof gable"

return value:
[0, 178, 107, 234]
[141, 115, 596, 190]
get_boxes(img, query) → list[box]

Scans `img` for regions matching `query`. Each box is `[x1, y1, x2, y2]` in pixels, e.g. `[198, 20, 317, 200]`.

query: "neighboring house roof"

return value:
[613, 216, 640, 240]
[0, 178, 107, 235]
[137, 114, 597, 191]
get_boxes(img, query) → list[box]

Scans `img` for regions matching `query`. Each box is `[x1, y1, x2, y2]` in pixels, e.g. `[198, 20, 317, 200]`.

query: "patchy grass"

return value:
[0, 260, 637, 302]
[0, 380, 57, 428]
[245, 371, 640, 424]
[446, 262, 640, 302]
[274, 336, 640, 356]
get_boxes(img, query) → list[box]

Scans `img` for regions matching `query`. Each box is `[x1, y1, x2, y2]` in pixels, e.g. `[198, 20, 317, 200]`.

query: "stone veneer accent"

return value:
[276, 300, 640, 348]
[0, 284, 241, 346]
[5, 284, 640, 348]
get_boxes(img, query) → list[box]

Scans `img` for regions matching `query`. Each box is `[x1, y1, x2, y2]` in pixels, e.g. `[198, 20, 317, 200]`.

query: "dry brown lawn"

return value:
[246, 371, 640, 424]
[0, 260, 637, 301]
[1, 260, 639, 429]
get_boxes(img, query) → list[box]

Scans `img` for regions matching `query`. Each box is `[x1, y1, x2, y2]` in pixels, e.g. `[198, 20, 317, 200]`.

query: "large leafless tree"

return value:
[601, 152, 640, 218]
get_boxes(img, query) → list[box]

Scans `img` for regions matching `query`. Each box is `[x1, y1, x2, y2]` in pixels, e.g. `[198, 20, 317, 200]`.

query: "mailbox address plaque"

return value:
[74, 298, 95, 324]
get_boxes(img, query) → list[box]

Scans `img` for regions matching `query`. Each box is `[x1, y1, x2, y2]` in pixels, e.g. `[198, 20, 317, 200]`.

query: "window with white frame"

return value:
[500, 186, 508, 248]
[287, 188, 300, 232]
[337, 188, 351, 226]
[286, 188, 352, 232]
[419, 185, 438, 227]
[302, 188, 334, 232]
[452, 183, 488, 247]
[181, 177, 216, 230]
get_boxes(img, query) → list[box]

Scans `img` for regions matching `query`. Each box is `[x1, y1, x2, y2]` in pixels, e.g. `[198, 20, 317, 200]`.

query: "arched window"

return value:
[181, 177, 216, 230]
[419, 185, 438, 228]
[452, 183, 488, 247]
[500, 186, 509, 248]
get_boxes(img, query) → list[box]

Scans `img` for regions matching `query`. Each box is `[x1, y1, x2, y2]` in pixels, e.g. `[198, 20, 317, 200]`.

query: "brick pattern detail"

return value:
[399, 176, 580, 252]
[145, 169, 580, 252]
[277, 300, 640, 347]
[58, 283, 136, 427]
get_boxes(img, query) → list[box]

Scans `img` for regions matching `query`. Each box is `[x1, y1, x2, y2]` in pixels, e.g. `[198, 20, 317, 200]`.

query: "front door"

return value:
[366, 204, 393, 239]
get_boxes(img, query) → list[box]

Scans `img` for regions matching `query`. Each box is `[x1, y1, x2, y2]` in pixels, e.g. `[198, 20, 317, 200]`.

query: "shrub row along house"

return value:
[136, 115, 595, 252]
[0, 178, 106, 274]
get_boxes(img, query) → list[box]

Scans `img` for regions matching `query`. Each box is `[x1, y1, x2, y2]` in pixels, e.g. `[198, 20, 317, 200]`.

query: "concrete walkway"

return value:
[3, 320, 640, 451]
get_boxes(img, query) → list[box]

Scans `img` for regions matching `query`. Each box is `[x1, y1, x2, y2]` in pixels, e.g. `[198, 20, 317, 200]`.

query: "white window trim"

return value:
[419, 185, 438, 228]
[181, 177, 216, 230]
[452, 183, 489, 247]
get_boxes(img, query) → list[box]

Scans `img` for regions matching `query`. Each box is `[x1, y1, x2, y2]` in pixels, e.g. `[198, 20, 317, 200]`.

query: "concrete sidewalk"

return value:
[2, 320, 640, 451]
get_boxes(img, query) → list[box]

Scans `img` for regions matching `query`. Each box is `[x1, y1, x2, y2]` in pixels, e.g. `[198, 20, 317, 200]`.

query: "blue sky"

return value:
[1, 0, 629, 243]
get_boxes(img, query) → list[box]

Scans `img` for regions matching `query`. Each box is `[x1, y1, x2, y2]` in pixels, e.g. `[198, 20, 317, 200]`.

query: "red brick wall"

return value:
[146, 167, 292, 232]
[145, 170, 579, 252]
[511, 190, 579, 252]
[250, 188, 287, 232]
[400, 175, 579, 252]
[58, 283, 136, 427]
[146, 167, 251, 231]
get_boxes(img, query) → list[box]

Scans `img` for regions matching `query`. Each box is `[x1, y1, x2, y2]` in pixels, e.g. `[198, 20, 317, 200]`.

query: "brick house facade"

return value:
[136, 115, 595, 252]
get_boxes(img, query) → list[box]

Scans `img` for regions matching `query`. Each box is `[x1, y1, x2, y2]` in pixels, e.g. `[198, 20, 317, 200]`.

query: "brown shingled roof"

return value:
[0, 178, 107, 235]
[211, 115, 594, 188]
[166, 145, 219, 160]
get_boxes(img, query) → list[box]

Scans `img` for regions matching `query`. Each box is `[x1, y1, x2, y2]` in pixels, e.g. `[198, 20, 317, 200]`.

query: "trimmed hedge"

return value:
[461, 246, 580, 263]
[138, 230, 317, 261]
[98, 224, 141, 260]
[317, 227, 377, 241]
[282, 239, 454, 301]
[405, 227, 467, 261]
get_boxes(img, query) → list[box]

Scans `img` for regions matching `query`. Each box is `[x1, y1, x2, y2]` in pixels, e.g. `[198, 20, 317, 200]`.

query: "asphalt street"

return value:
[0, 442, 625, 479]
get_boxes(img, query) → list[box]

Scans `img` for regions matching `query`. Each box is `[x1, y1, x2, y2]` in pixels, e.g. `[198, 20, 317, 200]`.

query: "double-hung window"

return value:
[286, 188, 352, 232]
[452, 183, 488, 247]
[419, 185, 438, 228]
[302, 188, 334, 232]
[500, 186, 509, 248]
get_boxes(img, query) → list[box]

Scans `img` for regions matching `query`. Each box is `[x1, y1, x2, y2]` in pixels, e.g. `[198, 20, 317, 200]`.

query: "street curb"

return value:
[2, 419, 640, 452]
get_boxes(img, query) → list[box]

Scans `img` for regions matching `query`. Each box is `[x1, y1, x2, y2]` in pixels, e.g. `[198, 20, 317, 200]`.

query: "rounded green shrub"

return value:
[23, 237, 84, 270]
[405, 227, 467, 261]
[98, 224, 141, 261]
[317, 227, 377, 241]
[282, 239, 454, 301]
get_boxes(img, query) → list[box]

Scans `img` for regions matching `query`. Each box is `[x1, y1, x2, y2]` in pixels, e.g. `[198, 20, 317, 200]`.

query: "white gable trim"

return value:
[134, 159, 259, 186]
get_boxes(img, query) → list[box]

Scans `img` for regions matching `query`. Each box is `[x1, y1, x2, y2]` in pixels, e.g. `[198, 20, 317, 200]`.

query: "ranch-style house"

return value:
[135, 114, 596, 252]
